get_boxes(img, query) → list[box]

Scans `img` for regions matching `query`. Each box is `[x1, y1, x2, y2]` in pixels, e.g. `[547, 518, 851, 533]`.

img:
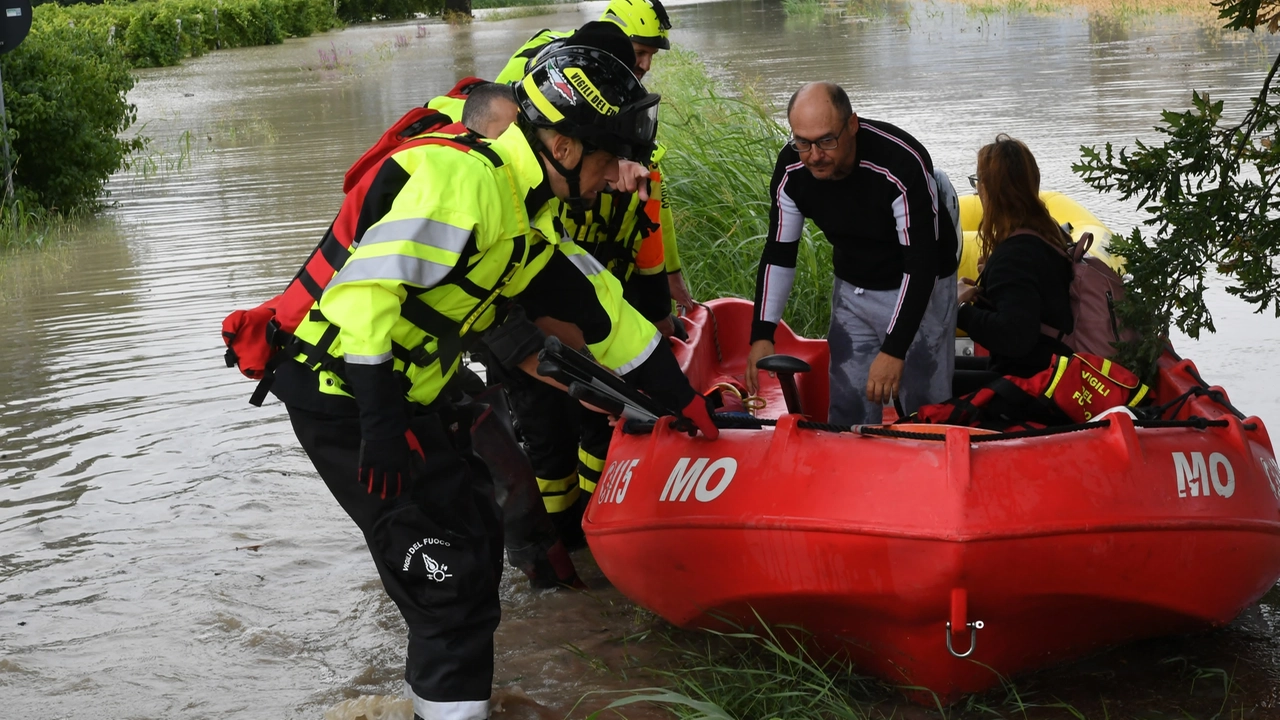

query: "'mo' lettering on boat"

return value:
[660, 458, 738, 502]
[598, 458, 640, 504]
[1258, 456, 1280, 502]
[1173, 451, 1235, 499]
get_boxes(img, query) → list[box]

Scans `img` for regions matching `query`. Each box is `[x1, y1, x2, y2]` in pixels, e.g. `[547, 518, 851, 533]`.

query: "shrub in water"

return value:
[647, 48, 834, 339]
[1, 18, 143, 212]
[336, 0, 443, 23]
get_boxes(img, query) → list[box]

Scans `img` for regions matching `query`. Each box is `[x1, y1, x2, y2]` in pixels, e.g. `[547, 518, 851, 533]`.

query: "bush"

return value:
[647, 48, 834, 339]
[1, 19, 143, 211]
[33, 0, 340, 68]
[336, 0, 442, 23]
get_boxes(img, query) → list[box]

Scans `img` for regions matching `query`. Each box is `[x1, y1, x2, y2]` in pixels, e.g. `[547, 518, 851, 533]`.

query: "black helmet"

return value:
[516, 45, 660, 163]
[530, 22, 636, 75]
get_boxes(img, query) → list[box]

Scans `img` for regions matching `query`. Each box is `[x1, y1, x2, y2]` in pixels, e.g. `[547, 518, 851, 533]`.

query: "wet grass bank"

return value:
[646, 48, 834, 339]
[586, 601, 1280, 720]
[0, 204, 84, 253]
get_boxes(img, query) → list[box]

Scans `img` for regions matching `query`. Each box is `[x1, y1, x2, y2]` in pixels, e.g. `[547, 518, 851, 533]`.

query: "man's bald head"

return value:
[462, 82, 519, 139]
[787, 82, 852, 124]
[785, 82, 858, 180]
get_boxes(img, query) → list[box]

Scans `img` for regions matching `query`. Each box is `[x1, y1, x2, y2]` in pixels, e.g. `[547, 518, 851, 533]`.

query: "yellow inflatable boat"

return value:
[955, 191, 1122, 280]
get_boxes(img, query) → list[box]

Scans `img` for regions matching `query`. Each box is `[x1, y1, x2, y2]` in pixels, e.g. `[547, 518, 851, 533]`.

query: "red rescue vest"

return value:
[905, 353, 1150, 430]
[221, 77, 495, 405]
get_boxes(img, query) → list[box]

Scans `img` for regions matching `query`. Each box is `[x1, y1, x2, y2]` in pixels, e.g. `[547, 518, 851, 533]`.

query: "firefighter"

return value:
[491, 6, 695, 548]
[495, 3, 694, 311]
[269, 47, 717, 720]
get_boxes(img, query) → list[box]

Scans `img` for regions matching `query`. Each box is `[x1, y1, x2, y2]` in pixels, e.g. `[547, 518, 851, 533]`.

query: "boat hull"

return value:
[583, 300, 1280, 701]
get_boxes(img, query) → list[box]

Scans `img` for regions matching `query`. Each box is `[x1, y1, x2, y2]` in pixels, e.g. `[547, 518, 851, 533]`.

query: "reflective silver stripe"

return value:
[409, 687, 489, 720]
[614, 328, 662, 375]
[566, 251, 606, 277]
[344, 351, 393, 365]
[330, 254, 453, 289]
[361, 217, 472, 253]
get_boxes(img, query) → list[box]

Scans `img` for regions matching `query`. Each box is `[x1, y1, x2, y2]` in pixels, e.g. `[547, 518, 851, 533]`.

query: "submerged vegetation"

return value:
[647, 49, 834, 339]
[0, 202, 84, 252]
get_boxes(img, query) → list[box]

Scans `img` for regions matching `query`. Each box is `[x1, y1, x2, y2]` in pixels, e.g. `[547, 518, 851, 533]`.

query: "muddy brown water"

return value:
[3, 0, 1280, 717]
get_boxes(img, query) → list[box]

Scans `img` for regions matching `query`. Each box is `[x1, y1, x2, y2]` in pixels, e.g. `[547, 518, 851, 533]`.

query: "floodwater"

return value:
[3, 0, 1280, 717]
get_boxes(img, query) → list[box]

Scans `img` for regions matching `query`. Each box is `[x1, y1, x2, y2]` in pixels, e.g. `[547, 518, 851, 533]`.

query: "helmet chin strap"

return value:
[532, 134, 592, 214]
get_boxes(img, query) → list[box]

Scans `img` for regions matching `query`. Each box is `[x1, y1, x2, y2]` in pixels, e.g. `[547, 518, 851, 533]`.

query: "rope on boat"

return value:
[628, 414, 1254, 440]
[855, 417, 1247, 443]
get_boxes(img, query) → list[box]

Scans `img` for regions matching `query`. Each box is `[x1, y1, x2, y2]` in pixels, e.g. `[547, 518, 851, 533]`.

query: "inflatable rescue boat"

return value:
[575, 195, 1280, 702]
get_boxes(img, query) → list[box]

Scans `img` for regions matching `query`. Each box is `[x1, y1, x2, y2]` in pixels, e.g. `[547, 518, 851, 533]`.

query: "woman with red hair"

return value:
[957, 135, 1074, 379]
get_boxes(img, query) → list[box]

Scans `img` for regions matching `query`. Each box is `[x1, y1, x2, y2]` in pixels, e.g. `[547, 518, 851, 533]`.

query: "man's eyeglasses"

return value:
[790, 123, 847, 154]
[968, 174, 980, 189]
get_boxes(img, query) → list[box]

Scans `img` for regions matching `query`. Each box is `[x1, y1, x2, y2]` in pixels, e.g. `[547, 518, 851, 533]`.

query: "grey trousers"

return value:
[827, 275, 958, 425]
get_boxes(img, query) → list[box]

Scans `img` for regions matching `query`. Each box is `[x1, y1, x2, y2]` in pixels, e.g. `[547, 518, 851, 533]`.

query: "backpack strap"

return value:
[1030, 230, 1090, 340]
[1072, 232, 1094, 263]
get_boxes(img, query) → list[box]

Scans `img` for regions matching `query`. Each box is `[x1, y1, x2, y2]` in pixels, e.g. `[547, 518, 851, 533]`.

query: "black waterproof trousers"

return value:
[494, 364, 611, 547]
[286, 403, 503, 720]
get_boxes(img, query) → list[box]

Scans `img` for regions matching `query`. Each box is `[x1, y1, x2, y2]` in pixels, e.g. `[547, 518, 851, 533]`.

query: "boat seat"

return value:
[756, 355, 812, 375]
[756, 354, 811, 415]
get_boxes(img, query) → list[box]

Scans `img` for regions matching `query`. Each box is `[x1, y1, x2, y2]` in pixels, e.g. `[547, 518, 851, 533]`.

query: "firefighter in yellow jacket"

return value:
[495, 2, 694, 310]
[270, 47, 717, 720]
[491, 6, 696, 547]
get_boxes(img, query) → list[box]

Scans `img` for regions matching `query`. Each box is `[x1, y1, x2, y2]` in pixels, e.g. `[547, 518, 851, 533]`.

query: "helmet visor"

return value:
[596, 93, 660, 162]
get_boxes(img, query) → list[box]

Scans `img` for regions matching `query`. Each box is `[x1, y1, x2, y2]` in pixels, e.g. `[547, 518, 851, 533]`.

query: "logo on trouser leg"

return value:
[422, 553, 453, 582]
[403, 537, 454, 580]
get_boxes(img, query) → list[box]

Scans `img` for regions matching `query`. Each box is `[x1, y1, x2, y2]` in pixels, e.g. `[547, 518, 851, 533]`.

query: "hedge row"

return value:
[33, 0, 341, 68]
[1, 20, 142, 211]
[335, 0, 443, 23]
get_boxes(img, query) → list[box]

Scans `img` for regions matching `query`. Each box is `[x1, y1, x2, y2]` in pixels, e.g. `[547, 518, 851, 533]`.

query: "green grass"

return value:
[647, 48, 834, 339]
[0, 200, 84, 252]
[589, 624, 887, 720]
[782, 0, 827, 19]
[587, 620, 1259, 720]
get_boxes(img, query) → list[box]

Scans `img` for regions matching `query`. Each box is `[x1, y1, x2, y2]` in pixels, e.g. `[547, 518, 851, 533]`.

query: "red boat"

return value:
[582, 298, 1280, 702]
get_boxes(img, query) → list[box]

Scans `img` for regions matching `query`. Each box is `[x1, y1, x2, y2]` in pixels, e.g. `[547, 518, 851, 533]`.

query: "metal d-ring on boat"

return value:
[945, 620, 985, 659]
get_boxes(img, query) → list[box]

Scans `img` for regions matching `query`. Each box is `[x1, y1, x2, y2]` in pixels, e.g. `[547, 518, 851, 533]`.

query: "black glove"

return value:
[623, 340, 717, 439]
[359, 429, 425, 498]
[346, 359, 417, 496]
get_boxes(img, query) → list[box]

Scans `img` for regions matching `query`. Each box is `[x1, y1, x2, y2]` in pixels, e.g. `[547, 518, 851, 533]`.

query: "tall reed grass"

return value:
[595, 625, 892, 720]
[647, 49, 833, 339]
[782, 0, 827, 20]
[0, 201, 83, 252]
[592, 622, 1248, 719]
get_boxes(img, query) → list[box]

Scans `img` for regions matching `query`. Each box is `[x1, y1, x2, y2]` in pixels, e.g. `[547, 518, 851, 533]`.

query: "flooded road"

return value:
[2, 1, 1280, 717]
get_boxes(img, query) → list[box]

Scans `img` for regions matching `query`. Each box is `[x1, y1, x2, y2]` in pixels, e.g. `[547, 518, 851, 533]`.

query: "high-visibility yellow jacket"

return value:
[427, 86, 671, 318]
[494, 29, 571, 86]
[425, 94, 466, 123]
[288, 122, 662, 408]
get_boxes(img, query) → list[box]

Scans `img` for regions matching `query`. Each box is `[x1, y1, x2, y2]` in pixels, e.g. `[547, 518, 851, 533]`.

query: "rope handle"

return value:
[710, 381, 767, 416]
